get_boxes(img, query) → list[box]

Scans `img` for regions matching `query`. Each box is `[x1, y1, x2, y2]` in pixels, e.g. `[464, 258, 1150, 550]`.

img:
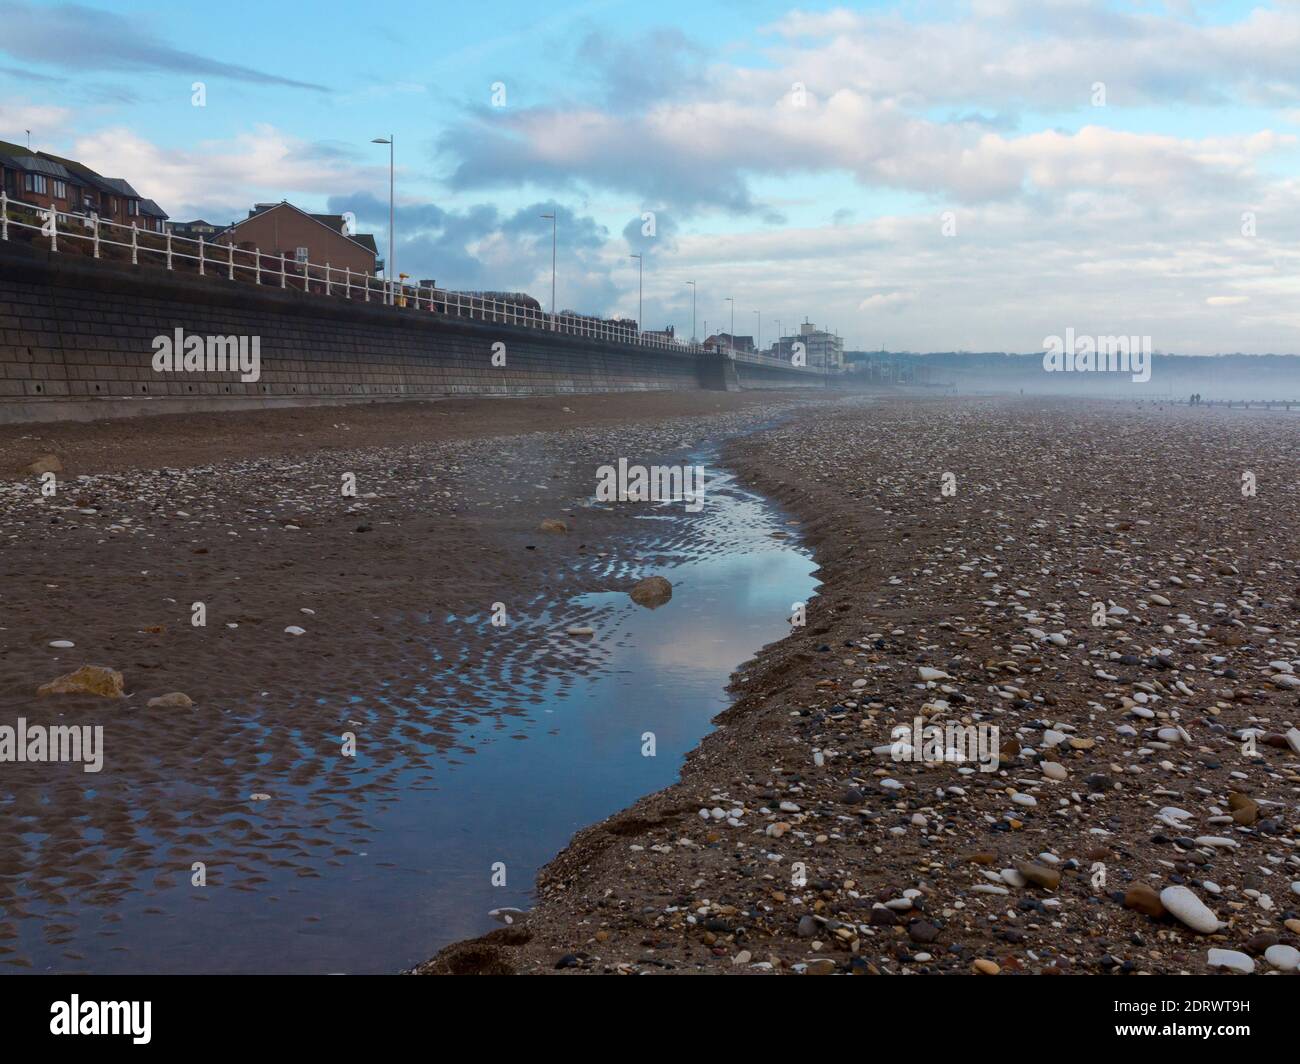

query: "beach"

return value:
[423, 396, 1300, 975]
[3, 394, 1299, 974]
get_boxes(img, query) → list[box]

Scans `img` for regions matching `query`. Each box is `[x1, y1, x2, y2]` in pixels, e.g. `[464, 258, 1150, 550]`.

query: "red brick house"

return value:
[0, 140, 167, 232]
[215, 201, 378, 276]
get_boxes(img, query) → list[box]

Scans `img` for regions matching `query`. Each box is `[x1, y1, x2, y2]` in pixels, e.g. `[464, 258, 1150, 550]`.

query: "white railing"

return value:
[0, 190, 718, 355]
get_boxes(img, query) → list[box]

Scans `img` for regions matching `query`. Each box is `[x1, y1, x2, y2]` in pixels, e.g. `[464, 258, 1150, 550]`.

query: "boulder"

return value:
[26, 453, 62, 475]
[629, 575, 673, 609]
[37, 665, 125, 699]
[147, 692, 194, 709]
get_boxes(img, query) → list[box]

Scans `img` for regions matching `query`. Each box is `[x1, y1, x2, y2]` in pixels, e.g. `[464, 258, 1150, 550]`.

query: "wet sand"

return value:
[424, 396, 1300, 975]
[0, 390, 831, 970]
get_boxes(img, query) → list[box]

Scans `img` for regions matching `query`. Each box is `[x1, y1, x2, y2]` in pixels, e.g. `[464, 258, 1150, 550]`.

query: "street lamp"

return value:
[371, 136, 393, 305]
[685, 280, 696, 347]
[629, 253, 642, 337]
[775, 318, 782, 360]
[753, 310, 760, 355]
[725, 297, 734, 357]
[540, 212, 556, 328]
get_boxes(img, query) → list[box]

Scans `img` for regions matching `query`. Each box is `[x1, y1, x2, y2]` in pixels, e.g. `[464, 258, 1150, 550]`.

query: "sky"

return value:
[2, 0, 1300, 353]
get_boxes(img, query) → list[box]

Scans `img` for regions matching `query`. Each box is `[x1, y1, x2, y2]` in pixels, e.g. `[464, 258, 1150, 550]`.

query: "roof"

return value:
[139, 198, 168, 219]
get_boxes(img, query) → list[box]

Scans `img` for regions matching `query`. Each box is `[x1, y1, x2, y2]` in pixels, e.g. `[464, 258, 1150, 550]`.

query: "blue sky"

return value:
[3, 0, 1300, 353]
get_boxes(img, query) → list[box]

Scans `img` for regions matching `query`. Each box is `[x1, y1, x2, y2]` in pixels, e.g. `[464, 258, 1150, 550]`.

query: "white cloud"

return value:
[68, 125, 385, 220]
[0, 98, 70, 143]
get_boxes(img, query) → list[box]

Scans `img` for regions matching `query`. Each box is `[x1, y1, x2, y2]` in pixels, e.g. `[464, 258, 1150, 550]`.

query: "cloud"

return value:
[858, 291, 915, 313]
[326, 191, 621, 312]
[435, 2, 1300, 214]
[67, 125, 384, 221]
[0, 98, 71, 141]
[0, 2, 328, 91]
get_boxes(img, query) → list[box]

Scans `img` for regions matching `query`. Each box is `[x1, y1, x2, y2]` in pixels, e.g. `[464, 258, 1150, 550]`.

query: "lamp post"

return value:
[725, 297, 734, 357]
[685, 280, 696, 346]
[540, 212, 556, 328]
[630, 253, 642, 336]
[753, 310, 760, 356]
[371, 136, 393, 305]
[775, 318, 782, 360]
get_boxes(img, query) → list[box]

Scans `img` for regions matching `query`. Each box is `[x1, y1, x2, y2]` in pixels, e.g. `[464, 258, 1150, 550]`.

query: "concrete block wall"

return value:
[0, 243, 825, 422]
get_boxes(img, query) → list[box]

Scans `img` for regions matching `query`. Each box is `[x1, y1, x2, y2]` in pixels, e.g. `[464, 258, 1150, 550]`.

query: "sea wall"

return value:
[0, 243, 823, 423]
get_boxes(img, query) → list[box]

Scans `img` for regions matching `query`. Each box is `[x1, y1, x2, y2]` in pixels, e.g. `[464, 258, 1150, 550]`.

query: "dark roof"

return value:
[139, 198, 168, 219]
[348, 232, 378, 255]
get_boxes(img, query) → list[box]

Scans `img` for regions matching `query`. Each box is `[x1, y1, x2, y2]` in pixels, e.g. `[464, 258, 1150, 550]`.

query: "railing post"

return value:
[345, 266, 351, 299]
[325, 263, 331, 296]
[0, 189, 6, 241]
[255, 247, 262, 284]
[165, 228, 172, 269]
[280, 252, 286, 289]
[92, 214, 100, 258]
[131, 225, 138, 264]
[198, 235, 205, 276]
[228, 242, 234, 281]
[364, 273, 370, 302]
[49, 206, 58, 251]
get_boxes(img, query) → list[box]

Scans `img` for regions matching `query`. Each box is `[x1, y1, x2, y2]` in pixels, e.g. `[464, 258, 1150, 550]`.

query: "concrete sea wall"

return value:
[0, 243, 824, 423]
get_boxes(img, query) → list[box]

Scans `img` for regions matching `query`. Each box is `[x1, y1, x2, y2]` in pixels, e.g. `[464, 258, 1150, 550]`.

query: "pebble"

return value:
[1160, 885, 1222, 933]
[1206, 948, 1254, 974]
[1263, 944, 1300, 972]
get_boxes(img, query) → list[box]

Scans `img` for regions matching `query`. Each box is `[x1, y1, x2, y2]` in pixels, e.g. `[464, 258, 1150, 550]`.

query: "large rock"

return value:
[538, 518, 568, 534]
[1160, 885, 1221, 933]
[629, 576, 673, 609]
[1015, 861, 1061, 890]
[147, 692, 194, 709]
[1124, 883, 1165, 917]
[26, 453, 62, 475]
[37, 665, 125, 699]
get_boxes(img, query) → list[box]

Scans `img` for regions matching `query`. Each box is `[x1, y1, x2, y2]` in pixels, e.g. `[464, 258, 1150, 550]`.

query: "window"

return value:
[295, 246, 309, 264]
[24, 173, 47, 195]
[53, 179, 66, 199]
[128, 199, 139, 216]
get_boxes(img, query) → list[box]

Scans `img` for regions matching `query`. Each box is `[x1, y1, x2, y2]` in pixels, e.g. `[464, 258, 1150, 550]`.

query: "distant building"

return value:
[703, 332, 755, 355]
[215, 201, 378, 275]
[167, 219, 227, 240]
[0, 141, 167, 232]
[641, 325, 677, 343]
[772, 322, 843, 370]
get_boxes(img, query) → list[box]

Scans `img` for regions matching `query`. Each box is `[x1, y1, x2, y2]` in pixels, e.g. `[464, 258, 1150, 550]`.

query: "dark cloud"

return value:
[325, 193, 619, 313]
[621, 209, 679, 254]
[0, 2, 328, 91]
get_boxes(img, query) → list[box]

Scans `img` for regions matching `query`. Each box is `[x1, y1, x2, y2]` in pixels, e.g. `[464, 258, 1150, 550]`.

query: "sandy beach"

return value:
[422, 396, 1300, 975]
[4, 394, 1299, 975]
[0, 390, 826, 970]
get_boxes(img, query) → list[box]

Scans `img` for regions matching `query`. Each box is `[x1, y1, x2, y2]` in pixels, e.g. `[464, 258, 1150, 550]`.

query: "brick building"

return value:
[215, 202, 378, 276]
[0, 141, 167, 232]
